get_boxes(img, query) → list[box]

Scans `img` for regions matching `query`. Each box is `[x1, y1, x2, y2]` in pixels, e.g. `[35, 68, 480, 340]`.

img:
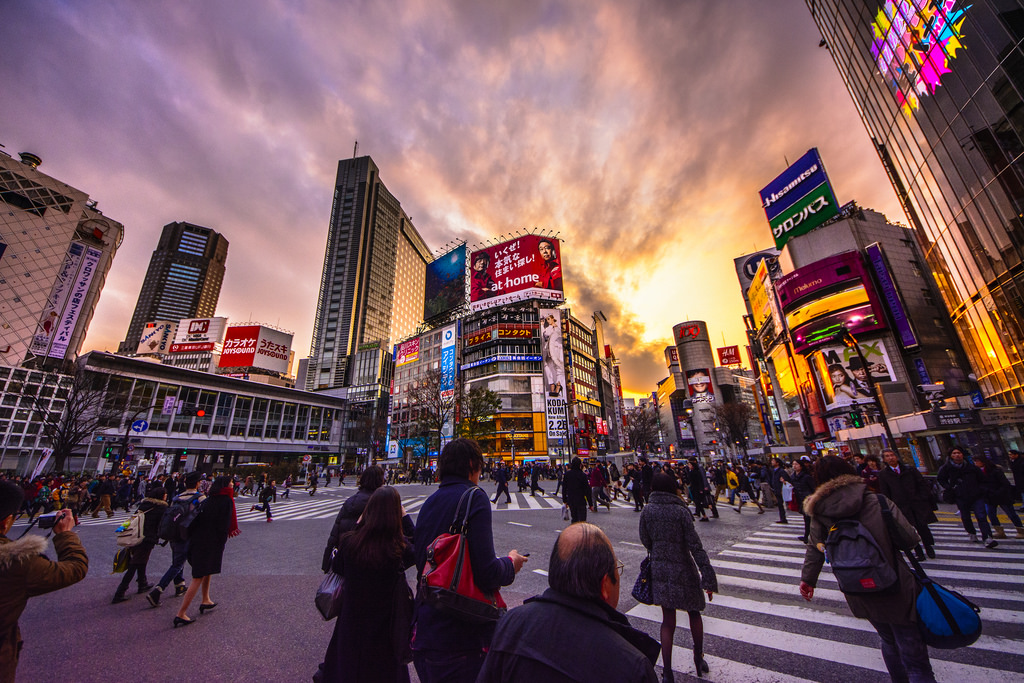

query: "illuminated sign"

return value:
[865, 242, 919, 349]
[759, 149, 840, 249]
[219, 325, 293, 374]
[460, 354, 542, 371]
[871, 0, 970, 116]
[717, 346, 742, 366]
[395, 339, 420, 367]
[469, 235, 564, 312]
[424, 244, 467, 320]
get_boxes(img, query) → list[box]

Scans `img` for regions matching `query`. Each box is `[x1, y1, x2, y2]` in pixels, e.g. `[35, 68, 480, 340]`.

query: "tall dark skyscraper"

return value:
[307, 156, 431, 400]
[118, 221, 228, 354]
[806, 0, 1024, 405]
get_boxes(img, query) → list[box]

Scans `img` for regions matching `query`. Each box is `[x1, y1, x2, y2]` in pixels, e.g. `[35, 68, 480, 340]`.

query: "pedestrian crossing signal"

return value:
[849, 410, 864, 428]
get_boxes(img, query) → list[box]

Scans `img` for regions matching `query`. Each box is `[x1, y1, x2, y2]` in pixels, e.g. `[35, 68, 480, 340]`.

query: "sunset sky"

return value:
[0, 0, 905, 398]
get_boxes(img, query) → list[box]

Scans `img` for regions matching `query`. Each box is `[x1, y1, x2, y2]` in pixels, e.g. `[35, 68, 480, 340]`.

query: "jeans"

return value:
[157, 541, 188, 590]
[413, 649, 485, 683]
[255, 501, 272, 519]
[868, 620, 936, 683]
[986, 501, 1023, 528]
[958, 498, 991, 538]
[727, 488, 737, 505]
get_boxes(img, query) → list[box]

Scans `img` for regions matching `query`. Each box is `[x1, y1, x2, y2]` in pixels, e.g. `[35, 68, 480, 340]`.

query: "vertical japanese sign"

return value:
[30, 242, 86, 356]
[48, 246, 102, 360]
[440, 323, 458, 439]
[540, 308, 569, 447]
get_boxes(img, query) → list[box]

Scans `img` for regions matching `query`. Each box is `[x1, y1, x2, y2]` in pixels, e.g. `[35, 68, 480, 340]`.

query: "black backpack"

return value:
[158, 493, 204, 542]
[824, 498, 899, 594]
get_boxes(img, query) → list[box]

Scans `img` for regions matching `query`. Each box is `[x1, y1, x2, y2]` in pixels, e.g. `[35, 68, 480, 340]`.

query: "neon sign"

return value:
[871, 0, 970, 116]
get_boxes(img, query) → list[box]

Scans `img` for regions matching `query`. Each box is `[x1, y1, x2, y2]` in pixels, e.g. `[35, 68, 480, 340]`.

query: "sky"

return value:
[0, 0, 905, 399]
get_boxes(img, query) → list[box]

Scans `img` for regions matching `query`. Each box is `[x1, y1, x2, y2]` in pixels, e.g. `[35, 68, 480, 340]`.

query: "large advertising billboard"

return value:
[686, 368, 715, 403]
[469, 235, 564, 312]
[219, 325, 293, 374]
[48, 245, 102, 360]
[760, 148, 839, 249]
[734, 248, 781, 313]
[137, 321, 178, 355]
[394, 338, 420, 367]
[865, 242, 919, 349]
[29, 241, 87, 357]
[169, 317, 227, 353]
[440, 323, 458, 439]
[812, 339, 895, 412]
[424, 244, 467, 321]
[539, 308, 569, 445]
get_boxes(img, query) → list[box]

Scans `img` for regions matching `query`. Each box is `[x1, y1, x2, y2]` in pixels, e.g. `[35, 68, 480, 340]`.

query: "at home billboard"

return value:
[469, 235, 564, 312]
[219, 325, 293, 374]
[760, 148, 839, 249]
[424, 244, 467, 320]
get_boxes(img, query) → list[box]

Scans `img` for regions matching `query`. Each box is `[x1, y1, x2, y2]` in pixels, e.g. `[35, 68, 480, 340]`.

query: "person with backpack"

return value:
[937, 447, 998, 547]
[251, 480, 276, 523]
[799, 455, 934, 683]
[112, 484, 168, 604]
[147, 471, 204, 608]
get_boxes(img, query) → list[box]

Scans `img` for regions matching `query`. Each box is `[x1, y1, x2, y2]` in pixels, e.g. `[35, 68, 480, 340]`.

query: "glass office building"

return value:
[806, 0, 1024, 404]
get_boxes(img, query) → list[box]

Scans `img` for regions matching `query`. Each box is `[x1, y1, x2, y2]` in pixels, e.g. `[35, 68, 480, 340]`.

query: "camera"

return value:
[37, 511, 66, 529]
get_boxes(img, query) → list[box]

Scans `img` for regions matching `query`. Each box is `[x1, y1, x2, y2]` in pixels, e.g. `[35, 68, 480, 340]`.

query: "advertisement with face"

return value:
[686, 368, 715, 403]
[814, 339, 895, 412]
[540, 308, 569, 444]
[469, 235, 564, 311]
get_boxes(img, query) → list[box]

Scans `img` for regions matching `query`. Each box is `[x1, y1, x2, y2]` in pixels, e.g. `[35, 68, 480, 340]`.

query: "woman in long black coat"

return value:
[788, 460, 815, 543]
[640, 472, 717, 682]
[174, 475, 239, 626]
[318, 486, 415, 683]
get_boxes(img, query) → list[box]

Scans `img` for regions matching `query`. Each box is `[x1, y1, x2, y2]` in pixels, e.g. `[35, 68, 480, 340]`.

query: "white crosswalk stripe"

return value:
[626, 521, 1024, 681]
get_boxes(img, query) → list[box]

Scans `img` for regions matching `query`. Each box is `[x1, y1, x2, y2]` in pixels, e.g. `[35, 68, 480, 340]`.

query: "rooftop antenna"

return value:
[353, 140, 358, 158]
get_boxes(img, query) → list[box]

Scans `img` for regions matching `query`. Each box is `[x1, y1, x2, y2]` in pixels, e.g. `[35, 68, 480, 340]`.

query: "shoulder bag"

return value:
[315, 548, 345, 620]
[420, 486, 507, 623]
[631, 553, 654, 604]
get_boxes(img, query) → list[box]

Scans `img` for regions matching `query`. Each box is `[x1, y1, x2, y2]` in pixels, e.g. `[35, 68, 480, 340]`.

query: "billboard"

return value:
[29, 241, 87, 357]
[469, 235, 564, 312]
[48, 245, 102, 360]
[169, 317, 227, 353]
[813, 339, 895, 412]
[394, 338, 420, 367]
[760, 149, 839, 249]
[424, 244, 467, 320]
[540, 308, 569, 445]
[439, 323, 458, 401]
[136, 321, 178, 355]
[218, 325, 293, 374]
[717, 346, 741, 366]
[865, 242, 919, 349]
[734, 249, 782, 311]
[686, 368, 715, 403]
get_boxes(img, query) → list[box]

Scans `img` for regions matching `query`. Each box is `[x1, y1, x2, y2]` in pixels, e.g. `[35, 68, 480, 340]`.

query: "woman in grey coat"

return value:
[640, 472, 718, 682]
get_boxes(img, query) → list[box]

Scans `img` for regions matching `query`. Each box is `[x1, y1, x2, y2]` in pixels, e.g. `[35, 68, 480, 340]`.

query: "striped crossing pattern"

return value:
[625, 521, 1024, 681]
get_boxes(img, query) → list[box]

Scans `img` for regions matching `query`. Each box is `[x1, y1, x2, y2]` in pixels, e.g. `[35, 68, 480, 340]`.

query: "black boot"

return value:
[693, 652, 709, 677]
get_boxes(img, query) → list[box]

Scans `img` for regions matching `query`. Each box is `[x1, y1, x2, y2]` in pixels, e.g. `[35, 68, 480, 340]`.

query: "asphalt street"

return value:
[11, 481, 1024, 682]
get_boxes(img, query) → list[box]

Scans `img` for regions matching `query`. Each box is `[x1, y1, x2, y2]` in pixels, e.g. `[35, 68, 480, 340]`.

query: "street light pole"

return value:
[842, 327, 897, 450]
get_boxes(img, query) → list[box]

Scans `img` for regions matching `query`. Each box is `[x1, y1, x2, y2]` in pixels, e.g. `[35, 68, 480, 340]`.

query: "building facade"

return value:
[118, 221, 227, 354]
[0, 151, 123, 369]
[807, 0, 1024, 405]
[306, 156, 431, 404]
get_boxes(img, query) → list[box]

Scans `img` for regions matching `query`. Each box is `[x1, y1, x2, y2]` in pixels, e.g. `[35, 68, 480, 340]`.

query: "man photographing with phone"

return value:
[0, 480, 88, 681]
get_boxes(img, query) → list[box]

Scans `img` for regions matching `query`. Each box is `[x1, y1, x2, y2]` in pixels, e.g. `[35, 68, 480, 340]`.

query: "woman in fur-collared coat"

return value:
[639, 472, 717, 682]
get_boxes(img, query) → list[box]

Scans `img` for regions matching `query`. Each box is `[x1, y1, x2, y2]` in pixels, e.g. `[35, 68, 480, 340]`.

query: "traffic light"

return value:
[849, 410, 864, 428]
[103, 444, 114, 459]
[180, 405, 206, 417]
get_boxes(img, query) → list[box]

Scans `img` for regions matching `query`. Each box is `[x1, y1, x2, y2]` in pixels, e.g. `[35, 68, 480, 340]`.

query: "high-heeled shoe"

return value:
[661, 668, 675, 683]
[199, 602, 218, 614]
[173, 616, 194, 628]
[693, 652, 709, 676]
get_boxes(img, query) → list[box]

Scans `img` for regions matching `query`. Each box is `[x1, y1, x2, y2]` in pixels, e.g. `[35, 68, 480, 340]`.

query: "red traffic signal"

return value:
[195, 409, 206, 418]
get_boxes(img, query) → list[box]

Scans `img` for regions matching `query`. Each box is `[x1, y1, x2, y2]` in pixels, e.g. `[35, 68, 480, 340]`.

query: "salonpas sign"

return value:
[759, 148, 840, 250]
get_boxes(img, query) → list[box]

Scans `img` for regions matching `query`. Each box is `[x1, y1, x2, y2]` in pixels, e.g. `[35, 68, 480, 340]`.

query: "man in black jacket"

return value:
[91, 475, 115, 518]
[878, 449, 937, 559]
[769, 458, 789, 524]
[561, 457, 593, 523]
[1009, 450, 1024, 511]
[937, 447, 996, 547]
[492, 464, 511, 504]
[478, 522, 660, 683]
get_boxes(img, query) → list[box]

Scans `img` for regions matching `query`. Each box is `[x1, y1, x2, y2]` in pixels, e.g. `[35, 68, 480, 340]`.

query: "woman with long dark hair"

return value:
[318, 486, 416, 682]
[174, 475, 240, 627]
[640, 472, 717, 681]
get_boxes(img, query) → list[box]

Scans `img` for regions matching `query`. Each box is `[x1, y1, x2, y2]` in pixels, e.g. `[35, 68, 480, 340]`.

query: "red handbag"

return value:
[420, 486, 507, 623]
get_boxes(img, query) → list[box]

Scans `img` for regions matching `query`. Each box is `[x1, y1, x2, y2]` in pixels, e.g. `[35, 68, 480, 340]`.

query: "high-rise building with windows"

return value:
[306, 156, 431, 403]
[805, 0, 1024, 405]
[0, 150, 123, 368]
[118, 221, 228, 354]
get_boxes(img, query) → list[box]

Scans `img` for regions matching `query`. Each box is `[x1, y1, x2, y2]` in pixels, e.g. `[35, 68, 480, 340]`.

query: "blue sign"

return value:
[460, 354, 542, 371]
[970, 390, 985, 407]
[131, 419, 149, 433]
[866, 243, 919, 349]
[759, 148, 831, 221]
[913, 358, 931, 384]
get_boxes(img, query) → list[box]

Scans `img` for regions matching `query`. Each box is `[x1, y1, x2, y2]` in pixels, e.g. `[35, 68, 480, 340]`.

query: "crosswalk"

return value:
[626, 521, 1024, 681]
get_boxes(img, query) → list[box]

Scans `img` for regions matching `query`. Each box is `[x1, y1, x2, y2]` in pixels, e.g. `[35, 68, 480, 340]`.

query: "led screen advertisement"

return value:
[759, 148, 840, 250]
[469, 235, 564, 312]
[539, 308, 569, 444]
[219, 325, 293, 374]
[424, 244, 467, 320]
[813, 339, 895, 412]
[686, 368, 715, 404]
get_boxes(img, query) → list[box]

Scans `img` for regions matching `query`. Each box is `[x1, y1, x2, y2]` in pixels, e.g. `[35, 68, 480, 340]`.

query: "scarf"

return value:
[215, 487, 241, 538]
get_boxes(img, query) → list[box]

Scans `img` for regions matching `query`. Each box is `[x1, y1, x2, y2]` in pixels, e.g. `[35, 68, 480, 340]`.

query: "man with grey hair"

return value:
[478, 523, 660, 682]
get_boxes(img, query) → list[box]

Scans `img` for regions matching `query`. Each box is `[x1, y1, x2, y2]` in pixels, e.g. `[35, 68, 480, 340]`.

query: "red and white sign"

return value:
[469, 235, 564, 312]
[395, 338, 420, 367]
[218, 325, 293, 374]
[170, 317, 227, 353]
[717, 345, 742, 366]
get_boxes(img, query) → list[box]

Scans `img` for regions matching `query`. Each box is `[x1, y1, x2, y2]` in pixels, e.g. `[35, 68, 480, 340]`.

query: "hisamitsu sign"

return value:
[760, 148, 839, 249]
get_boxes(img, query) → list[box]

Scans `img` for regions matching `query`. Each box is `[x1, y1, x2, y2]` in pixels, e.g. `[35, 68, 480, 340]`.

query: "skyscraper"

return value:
[806, 0, 1024, 405]
[118, 221, 228, 354]
[307, 156, 431, 398]
[0, 150, 123, 368]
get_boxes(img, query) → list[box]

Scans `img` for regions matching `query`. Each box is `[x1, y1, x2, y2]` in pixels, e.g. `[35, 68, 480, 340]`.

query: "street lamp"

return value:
[841, 325, 897, 450]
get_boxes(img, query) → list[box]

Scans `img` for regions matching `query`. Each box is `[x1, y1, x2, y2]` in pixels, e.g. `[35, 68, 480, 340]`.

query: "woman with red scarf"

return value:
[174, 475, 240, 627]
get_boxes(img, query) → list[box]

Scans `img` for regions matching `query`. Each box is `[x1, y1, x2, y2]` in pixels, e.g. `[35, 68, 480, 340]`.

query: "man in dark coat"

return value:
[1008, 449, 1024, 511]
[561, 457, 593, 523]
[412, 439, 527, 683]
[529, 464, 545, 497]
[878, 449, 937, 559]
[91, 475, 115, 518]
[768, 458, 789, 524]
[492, 463, 511, 504]
[937, 447, 996, 546]
[478, 522, 660, 683]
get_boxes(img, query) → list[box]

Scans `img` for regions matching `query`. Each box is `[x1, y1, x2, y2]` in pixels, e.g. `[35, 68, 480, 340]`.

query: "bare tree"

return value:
[407, 368, 459, 454]
[458, 382, 501, 449]
[715, 402, 753, 456]
[624, 405, 659, 453]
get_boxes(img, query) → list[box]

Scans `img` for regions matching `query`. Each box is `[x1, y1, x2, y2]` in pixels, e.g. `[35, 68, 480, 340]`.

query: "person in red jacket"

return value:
[589, 465, 611, 511]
